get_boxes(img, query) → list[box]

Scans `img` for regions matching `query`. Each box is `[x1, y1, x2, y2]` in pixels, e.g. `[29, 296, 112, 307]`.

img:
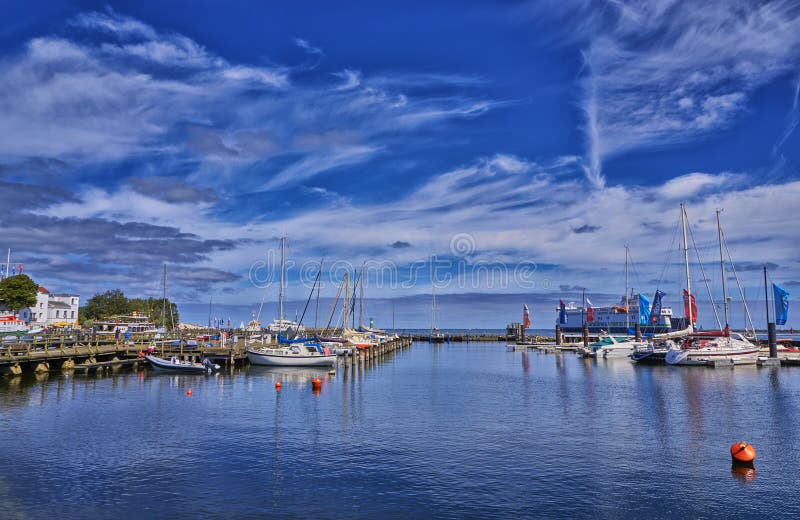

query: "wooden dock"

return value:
[0, 332, 412, 376]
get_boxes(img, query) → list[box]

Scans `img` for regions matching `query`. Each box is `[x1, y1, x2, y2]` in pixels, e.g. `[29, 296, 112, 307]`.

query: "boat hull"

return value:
[665, 348, 760, 366]
[630, 349, 668, 364]
[145, 355, 208, 374]
[247, 349, 336, 367]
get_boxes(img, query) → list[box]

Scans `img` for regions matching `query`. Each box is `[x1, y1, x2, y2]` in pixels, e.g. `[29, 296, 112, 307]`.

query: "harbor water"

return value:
[1, 342, 799, 518]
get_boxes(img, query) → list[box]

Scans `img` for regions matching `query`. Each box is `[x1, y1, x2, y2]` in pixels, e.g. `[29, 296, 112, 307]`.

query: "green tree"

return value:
[129, 297, 180, 329]
[0, 274, 39, 313]
[80, 289, 131, 324]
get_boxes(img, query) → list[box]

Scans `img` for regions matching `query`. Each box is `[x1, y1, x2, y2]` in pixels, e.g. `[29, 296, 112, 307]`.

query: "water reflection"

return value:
[731, 463, 756, 483]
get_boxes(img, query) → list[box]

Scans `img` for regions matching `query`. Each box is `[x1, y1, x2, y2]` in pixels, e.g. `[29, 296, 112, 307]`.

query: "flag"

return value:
[559, 300, 567, 324]
[638, 293, 651, 325]
[522, 304, 531, 329]
[773, 283, 789, 326]
[586, 298, 592, 306]
[649, 290, 665, 324]
[587, 305, 594, 323]
[683, 289, 697, 323]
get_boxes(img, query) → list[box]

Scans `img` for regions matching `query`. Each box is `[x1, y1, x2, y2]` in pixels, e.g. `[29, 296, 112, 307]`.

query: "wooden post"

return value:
[582, 323, 589, 348]
[635, 322, 642, 341]
[555, 325, 562, 346]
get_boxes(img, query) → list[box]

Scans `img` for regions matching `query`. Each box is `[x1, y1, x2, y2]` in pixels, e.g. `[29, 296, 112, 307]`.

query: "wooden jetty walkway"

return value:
[0, 332, 413, 376]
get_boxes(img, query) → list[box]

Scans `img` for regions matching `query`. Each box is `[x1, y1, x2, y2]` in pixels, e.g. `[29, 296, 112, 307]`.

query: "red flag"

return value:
[683, 289, 697, 323]
[587, 306, 594, 323]
[522, 304, 530, 329]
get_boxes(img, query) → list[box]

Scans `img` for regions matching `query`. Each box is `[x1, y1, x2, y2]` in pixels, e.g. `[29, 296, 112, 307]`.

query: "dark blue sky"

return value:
[0, 1, 798, 327]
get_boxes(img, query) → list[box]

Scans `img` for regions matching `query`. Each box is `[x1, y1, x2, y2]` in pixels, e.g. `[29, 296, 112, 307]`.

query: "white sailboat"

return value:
[247, 237, 336, 367]
[665, 209, 759, 365]
[430, 283, 445, 343]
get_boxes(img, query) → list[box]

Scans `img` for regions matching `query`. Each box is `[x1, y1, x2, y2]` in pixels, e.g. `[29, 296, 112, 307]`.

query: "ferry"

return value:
[0, 314, 28, 333]
[557, 294, 675, 334]
[267, 319, 305, 334]
[93, 314, 159, 335]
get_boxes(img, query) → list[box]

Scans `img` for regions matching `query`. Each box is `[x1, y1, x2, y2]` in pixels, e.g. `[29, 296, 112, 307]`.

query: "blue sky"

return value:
[0, 1, 798, 328]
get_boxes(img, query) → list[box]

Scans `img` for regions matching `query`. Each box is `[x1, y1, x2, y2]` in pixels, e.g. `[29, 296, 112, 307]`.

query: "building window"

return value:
[71, 311, 75, 318]
[56, 310, 60, 318]
[40, 303, 44, 309]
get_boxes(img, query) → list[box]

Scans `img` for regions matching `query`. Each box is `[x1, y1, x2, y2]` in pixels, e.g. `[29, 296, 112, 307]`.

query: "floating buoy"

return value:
[311, 378, 322, 391]
[730, 442, 756, 464]
[275, 381, 281, 390]
[186, 389, 192, 396]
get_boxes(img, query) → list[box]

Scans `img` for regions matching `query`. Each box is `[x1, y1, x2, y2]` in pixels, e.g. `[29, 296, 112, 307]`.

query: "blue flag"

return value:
[649, 290, 665, 324]
[638, 294, 651, 325]
[773, 283, 789, 326]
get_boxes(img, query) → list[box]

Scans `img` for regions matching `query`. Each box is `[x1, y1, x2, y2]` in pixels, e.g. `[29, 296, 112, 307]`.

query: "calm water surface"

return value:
[1, 343, 799, 519]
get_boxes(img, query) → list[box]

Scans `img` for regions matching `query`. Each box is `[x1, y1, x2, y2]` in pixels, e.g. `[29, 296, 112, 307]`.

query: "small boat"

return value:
[594, 335, 648, 359]
[146, 355, 219, 373]
[247, 344, 336, 367]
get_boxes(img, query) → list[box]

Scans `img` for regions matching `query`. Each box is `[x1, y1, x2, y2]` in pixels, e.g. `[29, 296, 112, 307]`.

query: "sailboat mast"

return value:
[5, 248, 10, 278]
[764, 265, 770, 327]
[343, 272, 349, 331]
[625, 246, 629, 332]
[716, 210, 729, 329]
[681, 203, 693, 322]
[315, 282, 320, 329]
[431, 283, 437, 332]
[359, 262, 364, 328]
[279, 236, 285, 325]
[162, 264, 167, 330]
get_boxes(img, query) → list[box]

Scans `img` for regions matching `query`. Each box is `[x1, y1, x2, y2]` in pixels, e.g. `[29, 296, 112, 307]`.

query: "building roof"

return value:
[48, 301, 71, 310]
[39, 287, 49, 294]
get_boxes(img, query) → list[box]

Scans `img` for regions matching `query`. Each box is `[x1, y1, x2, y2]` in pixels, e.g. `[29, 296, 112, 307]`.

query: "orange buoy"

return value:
[730, 442, 756, 464]
[186, 389, 192, 396]
[311, 378, 322, 391]
[275, 381, 282, 390]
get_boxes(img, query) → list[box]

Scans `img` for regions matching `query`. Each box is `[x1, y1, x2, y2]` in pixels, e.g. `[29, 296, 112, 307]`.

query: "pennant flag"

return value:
[586, 298, 592, 306]
[773, 283, 789, 326]
[683, 289, 697, 323]
[559, 300, 567, 324]
[638, 293, 651, 325]
[587, 305, 594, 323]
[522, 304, 531, 329]
[649, 290, 665, 324]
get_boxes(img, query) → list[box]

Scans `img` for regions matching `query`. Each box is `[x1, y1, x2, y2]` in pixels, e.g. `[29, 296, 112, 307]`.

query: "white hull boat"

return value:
[247, 345, 336, 367]
[665, 333, 760, 365]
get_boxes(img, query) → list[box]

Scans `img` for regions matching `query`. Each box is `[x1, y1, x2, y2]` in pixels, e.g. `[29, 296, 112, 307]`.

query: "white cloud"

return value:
[334, 69, 362, 91]
[550, 0, 800, 186]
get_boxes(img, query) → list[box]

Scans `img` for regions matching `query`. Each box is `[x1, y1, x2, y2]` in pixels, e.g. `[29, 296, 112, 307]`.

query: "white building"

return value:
[24, 287, 80, 327]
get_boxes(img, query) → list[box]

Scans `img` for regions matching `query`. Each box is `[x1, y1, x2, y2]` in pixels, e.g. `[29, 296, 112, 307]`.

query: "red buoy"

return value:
[311, 378, 322, 391]
[186, 389, 193, 396]
[275, 381, 282, 390]
[730, 442, 756, 463]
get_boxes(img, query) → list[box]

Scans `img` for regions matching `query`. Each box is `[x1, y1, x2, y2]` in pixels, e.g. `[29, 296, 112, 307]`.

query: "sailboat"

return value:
[146, 265, 221, 373]
[592, 247, 648, 359]
[429, 283, 446, 343]
[664, 209, 759, 365]
[247, 238, 336, 367]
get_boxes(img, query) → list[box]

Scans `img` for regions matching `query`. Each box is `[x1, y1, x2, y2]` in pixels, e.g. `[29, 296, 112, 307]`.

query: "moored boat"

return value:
[146, 354, 218, 373]
[247, 344, 336, 367]
[665, 331, 759, 365]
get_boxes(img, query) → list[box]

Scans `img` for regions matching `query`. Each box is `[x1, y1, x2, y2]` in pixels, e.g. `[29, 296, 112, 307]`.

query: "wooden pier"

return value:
[0, 332, 412, 376]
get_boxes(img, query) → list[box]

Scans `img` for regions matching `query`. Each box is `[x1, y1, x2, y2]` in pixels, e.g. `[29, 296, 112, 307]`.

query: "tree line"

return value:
[79, 289, 180, 329]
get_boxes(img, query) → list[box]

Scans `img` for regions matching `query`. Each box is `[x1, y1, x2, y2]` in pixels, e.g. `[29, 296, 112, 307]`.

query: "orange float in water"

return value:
[311, 378, 322, 391]
[186, 389, 193, 396]
[730, 442, 756, 463]
[275, 381, 282, 390]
